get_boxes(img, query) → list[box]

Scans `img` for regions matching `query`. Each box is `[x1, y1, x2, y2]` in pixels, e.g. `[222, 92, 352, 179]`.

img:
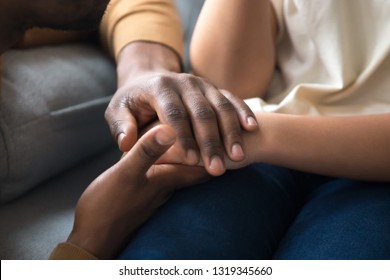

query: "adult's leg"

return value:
[118, 164, 309, 259]
[274, 179, 390, 259]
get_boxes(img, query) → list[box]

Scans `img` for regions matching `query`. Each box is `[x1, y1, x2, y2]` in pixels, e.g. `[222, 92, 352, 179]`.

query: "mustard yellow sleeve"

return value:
[100, 0, 184, 61]
[49, 243, 98, 260]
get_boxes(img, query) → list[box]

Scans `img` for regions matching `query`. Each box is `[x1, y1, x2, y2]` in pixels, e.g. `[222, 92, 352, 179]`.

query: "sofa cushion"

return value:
[0, 44, 116, 204]
[0, 148, 120, 260]
[175, 0, 205, 71]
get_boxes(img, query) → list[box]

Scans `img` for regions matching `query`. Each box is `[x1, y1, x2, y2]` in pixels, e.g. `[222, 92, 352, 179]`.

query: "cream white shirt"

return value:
[246, 0, 390, 116]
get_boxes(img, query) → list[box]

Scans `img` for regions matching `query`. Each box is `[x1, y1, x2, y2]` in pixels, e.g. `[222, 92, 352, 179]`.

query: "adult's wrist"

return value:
[117, 41, 182, 87]
[66, 230, 107, 259]
[66, 227, 125, 260]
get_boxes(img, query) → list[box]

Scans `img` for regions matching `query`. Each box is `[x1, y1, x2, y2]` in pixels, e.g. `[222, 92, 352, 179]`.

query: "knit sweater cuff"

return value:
[49, 243, 98, 260]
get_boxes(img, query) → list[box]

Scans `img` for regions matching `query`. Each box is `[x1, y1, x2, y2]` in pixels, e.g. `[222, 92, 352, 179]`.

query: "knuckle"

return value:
[224, 130, 242, 142]
[239, 106, 255, 117]
[179, 73, 197, 84]
[105, 94, 135, 120]
[178, 136, 197, 149]
[122, 94, 136, 109]
[149, 75, 172, 90]
[193, 106, 216, 121]
[219, 89, 234, 98]
[178, 73, 202, 92]
[105, 98, 120, 120]
[139, 142, 160, 159]
[107, 120, 126, 139]
[215, 97, 235, 112]
[201, 139, 223, 155]
[164, 103, 187, 123]
[220, 89, 254, 114]
[109, 119, 123, 132]
[104, 107, 112, 122]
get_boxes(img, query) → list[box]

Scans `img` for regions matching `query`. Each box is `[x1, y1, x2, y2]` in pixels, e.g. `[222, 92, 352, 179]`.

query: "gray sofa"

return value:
[0, 0, 204, 260]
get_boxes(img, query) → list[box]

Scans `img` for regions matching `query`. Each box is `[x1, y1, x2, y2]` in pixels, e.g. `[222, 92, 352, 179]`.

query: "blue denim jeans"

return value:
[118, 164, 390, 260]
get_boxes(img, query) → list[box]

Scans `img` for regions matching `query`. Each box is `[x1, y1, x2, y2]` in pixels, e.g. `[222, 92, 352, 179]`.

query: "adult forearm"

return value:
[117, 42, 181, 87]
[255, 113, 390, 181]
[190, 0, 276, 99]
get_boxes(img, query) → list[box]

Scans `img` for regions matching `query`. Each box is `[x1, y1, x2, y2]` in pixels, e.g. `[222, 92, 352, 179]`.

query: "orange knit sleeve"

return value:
[49, 243, 98, 260]
[100, 0, 184, 61]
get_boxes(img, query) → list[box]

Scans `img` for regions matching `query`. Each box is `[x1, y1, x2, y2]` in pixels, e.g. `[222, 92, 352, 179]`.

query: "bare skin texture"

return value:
[169, 0, 390, 182]
[191, 0, 278, 99]
[105, 42, 259, 176]
[159, 113, 390, 182]
[5, 0, 390, 260]
[0, 0, 257, 258]
[67, 125, 209, 259]
[63, 0, 390, 259]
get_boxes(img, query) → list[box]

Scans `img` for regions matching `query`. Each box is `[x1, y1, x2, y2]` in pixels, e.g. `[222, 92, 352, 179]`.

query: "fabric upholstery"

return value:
[0, 148, 120, 259]
[0, 44, 116, 203]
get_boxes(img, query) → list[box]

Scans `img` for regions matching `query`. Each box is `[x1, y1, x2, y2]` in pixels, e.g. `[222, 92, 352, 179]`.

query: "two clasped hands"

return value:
[66, 42, 261, 259]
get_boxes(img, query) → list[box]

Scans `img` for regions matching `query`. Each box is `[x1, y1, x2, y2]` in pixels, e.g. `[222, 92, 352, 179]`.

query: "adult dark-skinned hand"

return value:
[66, 124, 209, 259]
[105, 42, 259, 176]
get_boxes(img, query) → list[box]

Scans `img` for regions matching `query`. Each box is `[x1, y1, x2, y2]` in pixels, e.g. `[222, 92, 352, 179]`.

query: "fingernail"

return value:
[187, 149, 199, 165]
[209, 156, 224, 172]
[247, 116, 258, 127]
[232, 143, 244, 159]
[155, 130, 175, 146]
